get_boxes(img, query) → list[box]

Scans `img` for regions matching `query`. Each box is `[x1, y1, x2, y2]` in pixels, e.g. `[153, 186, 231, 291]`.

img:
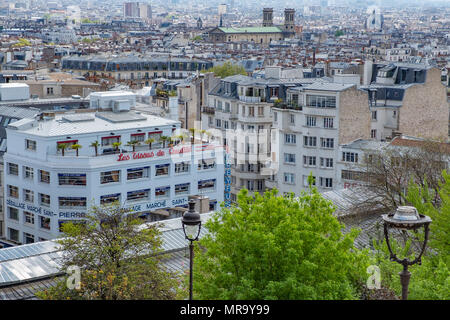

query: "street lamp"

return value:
[382, 206, 432, 300]
[181, 199, 202, 300]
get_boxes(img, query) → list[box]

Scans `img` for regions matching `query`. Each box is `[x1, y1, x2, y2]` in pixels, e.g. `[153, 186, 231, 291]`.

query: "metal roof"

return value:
[0, 212, 214, 288]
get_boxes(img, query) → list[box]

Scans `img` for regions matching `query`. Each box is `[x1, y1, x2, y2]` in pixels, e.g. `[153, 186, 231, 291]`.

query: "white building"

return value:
[269, 82, 370, 196]
[3, 102, 224, 243]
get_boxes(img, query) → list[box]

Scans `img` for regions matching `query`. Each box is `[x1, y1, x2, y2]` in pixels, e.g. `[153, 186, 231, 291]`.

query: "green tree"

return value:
[191, 187, 371, 300]
[71, 144, 82, 157]
[202, 61, 247, 78]
[335, 30, 344, 37]
[36, 202, 180, 300]
[112, 142, 122, 153]
[57, 143, 68, 157]
[126, 140, 140, 152]
[144, 138, 155, 150]
[90, 141, 100, 156]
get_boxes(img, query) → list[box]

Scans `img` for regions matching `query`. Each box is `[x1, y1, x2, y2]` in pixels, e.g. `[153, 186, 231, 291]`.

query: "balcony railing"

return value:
[273, 101, 303, 111]
[201, 106, 215, 114]
[239, 95, 261, 103]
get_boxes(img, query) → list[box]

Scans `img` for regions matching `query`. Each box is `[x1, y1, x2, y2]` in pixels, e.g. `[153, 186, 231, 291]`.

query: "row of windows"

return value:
[8, 227, 47, 243]
[7, 180, 217, 208]
[6, 161, 215, 185]
[284, 174, 334, 188]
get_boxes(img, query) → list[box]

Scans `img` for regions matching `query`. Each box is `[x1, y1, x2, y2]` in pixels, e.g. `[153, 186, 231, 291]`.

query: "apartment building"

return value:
[202, 75, 306, 201]
[269, 82, 370, 196]
[3, 93, 224, 243]
[363, 61, 449, 141]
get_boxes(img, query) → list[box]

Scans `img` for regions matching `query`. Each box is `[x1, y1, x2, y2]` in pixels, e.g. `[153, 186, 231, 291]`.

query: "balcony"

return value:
[273, 101, 303, 111]
[201, 106, 215, 114]
[239, 95, 261, 103]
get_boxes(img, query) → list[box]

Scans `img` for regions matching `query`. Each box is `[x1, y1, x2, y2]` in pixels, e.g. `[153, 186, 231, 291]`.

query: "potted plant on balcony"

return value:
[126, 140, 140, 152]
[57, 143, 68, 157]
[90, 140, 99, 156]
[159, 136, 169, 148]
[144, 138, 155, 150]
[189, 128, 196, 144]
[112, 142, 122, 153]
[71, 144, 82, 157]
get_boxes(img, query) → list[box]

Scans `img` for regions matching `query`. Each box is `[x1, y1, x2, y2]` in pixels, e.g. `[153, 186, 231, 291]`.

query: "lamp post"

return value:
[382, 206, 432, 300]
[181, 199, 202, 300]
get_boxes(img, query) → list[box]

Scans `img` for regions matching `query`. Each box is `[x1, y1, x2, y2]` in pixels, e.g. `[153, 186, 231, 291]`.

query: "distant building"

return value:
[365, 6, 384, 31]
[123, 2, 152, 21]
[208, 8, 296, 47]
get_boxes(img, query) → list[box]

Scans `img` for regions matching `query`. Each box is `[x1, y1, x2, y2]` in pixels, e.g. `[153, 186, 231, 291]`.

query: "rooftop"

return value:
[7, 111, 178, 137]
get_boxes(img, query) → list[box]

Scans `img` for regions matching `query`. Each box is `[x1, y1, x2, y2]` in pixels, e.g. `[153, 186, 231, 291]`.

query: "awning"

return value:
[153, 209, 169, 217]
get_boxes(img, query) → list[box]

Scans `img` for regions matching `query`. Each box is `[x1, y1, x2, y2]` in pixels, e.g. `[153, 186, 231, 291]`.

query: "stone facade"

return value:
[339, 86, 371, 144]
[399, 68, 449, 141]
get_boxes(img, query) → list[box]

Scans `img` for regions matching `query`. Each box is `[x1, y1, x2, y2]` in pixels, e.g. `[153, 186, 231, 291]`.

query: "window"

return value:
[100, 193, 121, 205]
[47, 87, 54, 95]
[371, 111, 377, 120]
[320, 138, 334, 149]
[284, 153, 296, 164]
[249, 107, 255, 117]
[155, 186, 170, 198]
[101, 136, 121, 146]
[24, 232, 34, 244]
[303, 156, 316, 166]
[8, 185, 19, 198]
[341, 170, 364, 181]
[284, 134, 296, 144]
[39, 193, 51, 206]
[224, 121, 229, 129]
[306, 116, 317, 127]
[7, 163, 18, 175]
[216, 119, 222, 128]
[320, 157, 334, 168]
[175, 162, 190, 174]
[323, 117, 334, 128]
[127, 189, 150, 201]
[130, 133, 145, 142]
[303, 175, 316, 187]
[274, 112, 278, 122]
[175, 183, 190, 195]
[342, 152, 359, 163]
[148, 131, 162, 147]
[24, 211, 34, 225]
[320, 177, 333, 188]
[284, 173, 295, 184]
[40, 216, 51, 230]
[198, 179, 216, 191]
[152, 163, 170, 177]
[8, 228, 19, 242]
[306, 95, 336, 108]
[371, 129, 377, 139]
[23, 166, 34, 180]
[8, 207, 19, 221]
[100, 170, 120, 184]
[59, 173, 87, 186]
[198, 158, 216, 170]
[127, 167, 150, 180]
[304, 136, 317, 147]
[25, 139, 36, 151]
[23, 189, 34, 203]
[258, 107, 264, 116]
[39, 170, 50, 183]
[290, 114, 295, 124]
[59, 197, 87, 209]
[393, 110, 397, 117]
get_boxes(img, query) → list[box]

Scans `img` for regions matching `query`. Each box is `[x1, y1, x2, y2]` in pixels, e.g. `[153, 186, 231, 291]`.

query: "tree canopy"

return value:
[202, 61, 247, 78]
[36, 202, 180, 300]
[191, 187, 371, 299]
